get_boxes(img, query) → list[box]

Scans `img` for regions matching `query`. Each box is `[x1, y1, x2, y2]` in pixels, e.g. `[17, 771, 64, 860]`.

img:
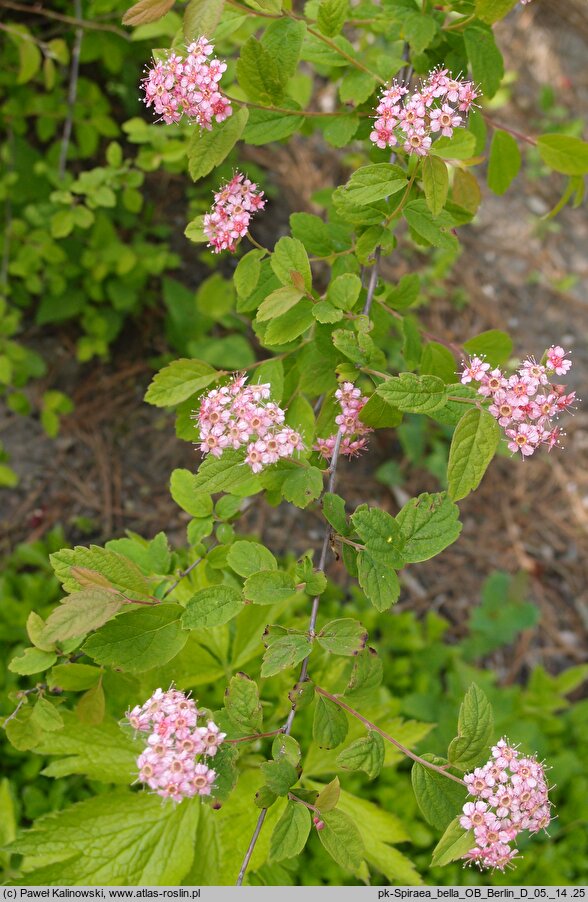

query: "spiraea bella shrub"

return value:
[3, 0, 588, 887]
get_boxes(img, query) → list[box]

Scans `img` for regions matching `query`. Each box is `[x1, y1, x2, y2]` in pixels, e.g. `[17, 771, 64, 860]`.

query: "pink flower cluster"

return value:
[196, 373, 303, 473]
[203, 172, 265, 254]
[315, 382, 372, 460]
[142, 37, 231, 127]
[460, 738, 552, 872]
[126, 687, 225, 803]
[370, 69, 479, 156]
[460, 346, 575, 457]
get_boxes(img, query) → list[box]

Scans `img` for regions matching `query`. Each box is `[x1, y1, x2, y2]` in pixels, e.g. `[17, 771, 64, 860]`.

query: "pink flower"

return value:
[546, 345, 572, 376]
[203, 172, 265, 254]
[429, 103, 462, 137]
[460, 356, 490, 384]
[315, 381, 372, 461]
[506, 423, 540, 457]
[461, 738, 552, 871]
[126, 688, 224, 803]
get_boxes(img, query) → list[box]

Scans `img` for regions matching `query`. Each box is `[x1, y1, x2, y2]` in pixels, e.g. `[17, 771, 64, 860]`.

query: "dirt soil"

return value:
[1, 2, 587, 682]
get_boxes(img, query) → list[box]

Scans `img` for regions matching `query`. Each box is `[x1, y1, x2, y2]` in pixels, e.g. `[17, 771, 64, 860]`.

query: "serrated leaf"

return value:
[431, 817, 474, 867]
[76, 682, 105, 726]
[475, 0, 516, 24]
[191, 449, 259, 496]
[447, 684, 494, 770]
[463, 24, 504, 98]
[376, 372, 448, 414]
[411, 762, 466, 830]
[188, 107, 249, 182]
[270, 237, 312, 292]
[487, 129, 522, 195]
[280, 465, 323, 509]
[227, 540, 277, 578]
[344, 648, 383, 696]
[237, 36, 286, 103]
[263, 299, 314, 345]
[182, 586, 244, 628]
[453, 168, 482, 215]
[272, 734, 301, 766]
[41, 590, 123, 644]
[313, 695, 348, 749]
[341, 163, 406, 205]
[82, 605, 187, 672]
[122, 0, 174, 25]
[7, 790, 200, 885]
[422, 156, 449, 216]
[224, 672, 263, 734]
[170, 469, 213, 517]
[50, 546, 151, 598]
[270, 802, 311, 861]
[327, 273, 362, 311]
[463, 329, 513, 366]
[183, 0, 224, 41]
[9, 647, 57, 675]
[318, 809, 364, 871]
[144, 359, 218, 407]
[536, 134, 588, 176]
[290, 213, 333, 257]
[261, 634, 311, 677]
[317, 619, 368, 656]
[336, 730, 385, 780]
[260, 759, 298, 796]
[429, 129, 476, 161]
[351, 506, 405, 568]
[447, 408, 500, 502]
[322, 492, 349, 536]
[357, 553, 400, 612]
[403, 200, 458, 250]
[395, 492, 461, 563]
[244, 570, 297, 605]
[257, 286, 304, 322]
[48, 663, 101, 692]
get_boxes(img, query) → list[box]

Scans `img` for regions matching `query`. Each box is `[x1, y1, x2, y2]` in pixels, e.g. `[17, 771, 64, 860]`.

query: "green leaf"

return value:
[315, 776, 340, 811]
[122, 0, 174, 26]
[10, 26, 42, 84]
[41, 590, 123, 644]
[270, 802, 312, 861]
[376, 372, 447, 414]
[318, 809, 364, 871]
[188, 107, 249, 181]
[447, 408, 500, 502]
[183, 0, 224, 41]
[170, 469, 213, 517]
[237, 37, 287, 104]
[447, 683, 494, 770]
[9, 647, 57, 675]
[336, 730, 385, 780]
[51, 546, 151, 598]
[403, 200, 458, 250]
[144, 358, 218, 407]
[536, 133, 588, 176]
[317, 0, 348, 36]
[313, 695, 348, 749]
[7, 790, 200, 885]
[385, 273, 420, 310]
[327, 273, 362, 310]
[429, 129, 476, 161]
[359, 394, 402, 429]
[31, 697, 63, 732]
[290, 212, 333, 257]
[260, 759, 299, 796]
[4, 705, 41, 751]
[76, 682, 105, 726]
[261, 18, 306, 79]
[48, 663, 101, 691]
[402, 9, 437, 52]
[431, 817, 474, 867]
[317, 619, 368, 656]
[339, 69, 377, 105]
[257, 287, 304, 322]
[243, 106, 302, 145]
[411, 762, 466, 830]
[271, 237, 312, 292]
[352, 506, 405, 567]
[463, 329, 513, 366]
[396, 492, 461, 563]
[227, 540, 277, 577]
[487, 129, 522, 195]
[475, 0, 516, 24]
[344, 648, 383, 696]
[182, 586, 244, 628]
[234, 249, 264, 299]
[277, 464, 323, 509]
[341, 163, 406, 205]
[463, 24, 504, 98]
[420, 342, 457, 384]
[190, 449, 259, 496]
[224, 672, 263, 734]
[322, 492, 349, 535]
[357, 553, 400, 612]
[272, 734, 301, 766]
[82, 605, 187, 672]
[323, 114, 359, 148]
[264, 299, 314, 344]
[261, 633, 311, 677]
[452, 168, 482, 215]
[244, 570, 297, 605]
[422, 156, 449, 216]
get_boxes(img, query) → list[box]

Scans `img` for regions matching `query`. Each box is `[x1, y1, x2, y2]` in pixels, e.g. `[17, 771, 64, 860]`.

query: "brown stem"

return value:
[288, 792, 320, 814]
[483, 115, 537, 147]
[314, 687, 466, 786]
[235, 429, 345, 885]
[163, 549, 213, 598]
[376, 298, 463, 357]
[58, 0, 83, 179]
[227, 729, 284, 744]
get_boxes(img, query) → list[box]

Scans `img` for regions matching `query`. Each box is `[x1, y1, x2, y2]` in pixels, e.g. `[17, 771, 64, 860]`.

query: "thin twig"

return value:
[163, 551, 209, 598]
[482, 115, 537, 147]
[3, 685, 45, 727]
[235, 430, 344, 886]
[314, 687, 466, 787]
[58, 0, 83, 179]
[0, 0, 130, 38]
[1, 127, 14, 299]
[227, 728, 284, 744]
